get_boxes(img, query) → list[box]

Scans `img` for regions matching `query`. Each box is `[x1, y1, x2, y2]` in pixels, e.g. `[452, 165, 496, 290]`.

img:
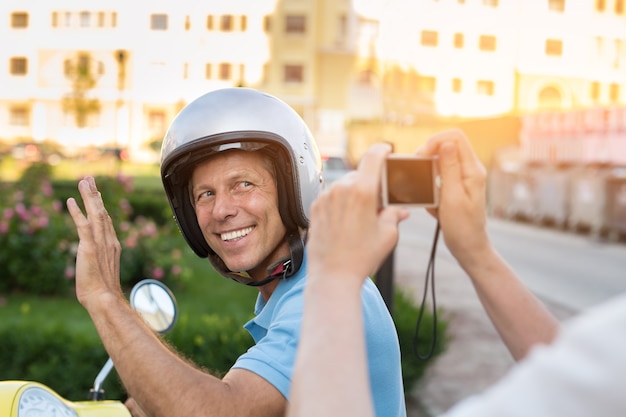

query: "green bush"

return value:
[166, 313, 254, 377]
[0, 166, 188, 295]
[0, 314, 253, 402]
[0, 322, 124, 401]
[393, 289, 448, 393]
[0, 164, 76, 295]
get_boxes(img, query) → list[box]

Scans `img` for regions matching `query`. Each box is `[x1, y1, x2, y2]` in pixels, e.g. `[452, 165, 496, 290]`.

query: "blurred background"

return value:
[2, 2, 626, 412]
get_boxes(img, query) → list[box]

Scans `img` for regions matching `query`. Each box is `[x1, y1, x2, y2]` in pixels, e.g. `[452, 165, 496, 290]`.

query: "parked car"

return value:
[322, 155, 353, 186]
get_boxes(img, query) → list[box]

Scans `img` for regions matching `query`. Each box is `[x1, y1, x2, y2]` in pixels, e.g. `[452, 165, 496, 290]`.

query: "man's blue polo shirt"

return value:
[232, 253, 407, 417]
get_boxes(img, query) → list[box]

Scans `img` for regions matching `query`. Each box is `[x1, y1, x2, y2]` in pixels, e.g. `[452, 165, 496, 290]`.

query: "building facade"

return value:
[1, 0, 625, 160]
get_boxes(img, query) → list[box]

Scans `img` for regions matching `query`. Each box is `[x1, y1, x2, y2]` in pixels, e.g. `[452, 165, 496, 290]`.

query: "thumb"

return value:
[438, 141, 463, 197]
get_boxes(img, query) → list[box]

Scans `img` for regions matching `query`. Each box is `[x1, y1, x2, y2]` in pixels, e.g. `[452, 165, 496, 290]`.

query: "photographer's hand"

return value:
[419, 130, 558, 360]
[290, 143, 408, 417]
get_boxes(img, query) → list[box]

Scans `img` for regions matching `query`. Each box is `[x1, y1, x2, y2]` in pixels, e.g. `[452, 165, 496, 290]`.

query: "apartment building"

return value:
[1, 0, 625, 159]
[0, 0, 358, 158]
[367, 0, 626, 120]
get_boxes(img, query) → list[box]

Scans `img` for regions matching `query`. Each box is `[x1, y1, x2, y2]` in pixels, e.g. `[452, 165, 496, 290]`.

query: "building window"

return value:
[286, 15, 306, 34]
[111, 12, 117, 27]
[538, 86, 562, 110]
[51, 12, 58, 27]
[590, 81, 600, 100]
[264, 15, 271, 32]
[148, 111, 166, 136]
[11, 12, 28, 28]
[545, 39, 563, 56]
[616, 0, 625, 13]
[452, 78, 462, 92]
[453, 33, 464, 48]
[63, 12, 72, 27]
[151, 14, 168, 30]
[205, 63, 212, 79]
[477, 80, 495, 95]
[207, 15, 214, 30]
[185, 16, 191, 31]
[10, 57, 28, 75]
[482, 0, 499, 6]
[419, 76, 437, 93]
[284, 64, 304, 83]
[97, 12, 105, 27]
[610, 83, 620, 102]
[596, 0, 606, 11]
[548, 0, 565, 12]
[79, 11, 90, 27]
[220, 15, 233, 31]
[219, 63, 231, 80]
[240, 15, 248, 31]
[421, 30, 439, 46]
[9, 107, 29, 126]
[479, 35, 497, 51]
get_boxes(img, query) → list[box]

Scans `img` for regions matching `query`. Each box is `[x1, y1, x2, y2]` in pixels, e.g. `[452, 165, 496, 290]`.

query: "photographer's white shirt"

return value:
[444, 293, 626, 417]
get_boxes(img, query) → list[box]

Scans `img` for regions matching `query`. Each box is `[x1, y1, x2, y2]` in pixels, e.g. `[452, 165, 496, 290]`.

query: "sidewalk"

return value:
[393, 214, 576, 417]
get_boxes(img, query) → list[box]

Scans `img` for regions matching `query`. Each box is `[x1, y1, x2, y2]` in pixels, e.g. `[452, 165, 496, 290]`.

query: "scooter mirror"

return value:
[130, 279, 178, 334]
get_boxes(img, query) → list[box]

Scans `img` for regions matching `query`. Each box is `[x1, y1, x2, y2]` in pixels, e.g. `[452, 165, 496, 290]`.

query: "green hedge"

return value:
[0, 314, 252, 402]
[0, 291, 445, 401]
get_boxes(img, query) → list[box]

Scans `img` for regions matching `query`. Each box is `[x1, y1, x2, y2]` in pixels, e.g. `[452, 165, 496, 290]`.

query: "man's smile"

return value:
[220, 226, 254, 242]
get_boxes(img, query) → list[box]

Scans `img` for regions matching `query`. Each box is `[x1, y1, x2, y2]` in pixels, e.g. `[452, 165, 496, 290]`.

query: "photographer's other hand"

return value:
[419, 129, 491, 268]
[66, 176, 124, 310]
[420, 130, 558, 360]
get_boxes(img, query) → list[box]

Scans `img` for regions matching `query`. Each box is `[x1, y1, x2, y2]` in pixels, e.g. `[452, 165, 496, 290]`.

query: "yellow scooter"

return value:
[0, 279, 177, 417]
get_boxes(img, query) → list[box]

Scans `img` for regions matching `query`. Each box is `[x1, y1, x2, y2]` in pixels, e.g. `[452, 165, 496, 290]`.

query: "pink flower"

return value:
[141, 222, 157, 238]
[41, 181, 53, 197]
[171, 265, 182, 276]
[119, 199, 132, 217]
[52, 200, 63, 213]
[0, 221, 8, 235]
[2, 208, 14, 220]
[119, 221, 131, 232]
[36, 216, 49, 229]
[152, 267, 165, 280]
[124, 235, 138, 248]
[15, 203, 29, 221]
[64, 266, 75, 280]
[116, 174, 134, 193]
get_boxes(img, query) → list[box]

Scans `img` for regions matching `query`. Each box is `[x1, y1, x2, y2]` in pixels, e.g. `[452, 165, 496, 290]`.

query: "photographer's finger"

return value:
[358, 143, 391, 184]
[419, 128, 465, 156]
[438, 141, 464, 200]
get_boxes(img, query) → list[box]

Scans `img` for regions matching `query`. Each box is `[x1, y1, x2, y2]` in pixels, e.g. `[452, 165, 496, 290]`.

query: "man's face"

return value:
[190, 150, 289, 280]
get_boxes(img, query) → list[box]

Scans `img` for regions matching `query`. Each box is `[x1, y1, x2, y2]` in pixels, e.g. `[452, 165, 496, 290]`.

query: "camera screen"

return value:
[386, 158, 435, 205]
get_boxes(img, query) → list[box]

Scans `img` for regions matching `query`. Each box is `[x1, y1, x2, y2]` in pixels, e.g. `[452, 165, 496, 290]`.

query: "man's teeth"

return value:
[221, 227, 253, 241]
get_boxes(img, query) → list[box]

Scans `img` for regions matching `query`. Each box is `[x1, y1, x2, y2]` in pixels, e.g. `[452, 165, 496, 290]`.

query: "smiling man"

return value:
[67, 88, 406, 417]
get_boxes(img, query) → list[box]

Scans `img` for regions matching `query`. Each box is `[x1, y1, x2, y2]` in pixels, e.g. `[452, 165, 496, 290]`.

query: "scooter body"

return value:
[0, 380, 130, 417]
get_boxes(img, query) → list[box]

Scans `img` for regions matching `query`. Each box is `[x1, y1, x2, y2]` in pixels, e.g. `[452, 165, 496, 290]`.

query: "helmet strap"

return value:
[246, 231, 304, 287]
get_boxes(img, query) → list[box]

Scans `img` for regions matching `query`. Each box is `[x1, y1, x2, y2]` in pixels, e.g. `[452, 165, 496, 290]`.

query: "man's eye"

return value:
[197, 190, 214, 201]
[242, 181, 252, 187]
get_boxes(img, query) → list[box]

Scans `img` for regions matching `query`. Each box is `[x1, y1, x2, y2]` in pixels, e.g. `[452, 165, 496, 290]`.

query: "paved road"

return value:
[393, 210, 626, 416]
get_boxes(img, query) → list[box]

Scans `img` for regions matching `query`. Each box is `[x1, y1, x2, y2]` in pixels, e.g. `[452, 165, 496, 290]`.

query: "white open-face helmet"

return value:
[161, 88, 323, 282]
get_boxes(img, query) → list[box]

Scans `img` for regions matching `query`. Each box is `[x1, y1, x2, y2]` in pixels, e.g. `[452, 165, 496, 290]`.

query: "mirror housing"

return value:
[130, 279, 178, 334]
